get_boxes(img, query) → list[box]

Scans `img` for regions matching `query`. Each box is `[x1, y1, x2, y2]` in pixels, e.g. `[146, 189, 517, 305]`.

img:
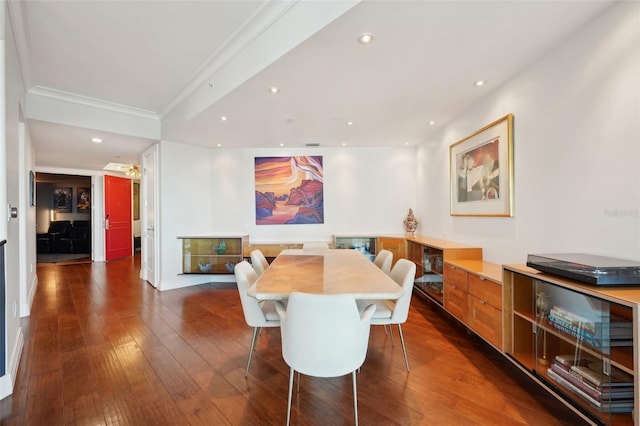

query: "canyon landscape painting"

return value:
[254, 156, 324, 225]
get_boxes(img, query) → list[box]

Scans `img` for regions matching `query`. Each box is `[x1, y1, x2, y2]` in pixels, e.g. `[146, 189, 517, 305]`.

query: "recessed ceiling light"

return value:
[473, 80, 485, 86]
[429, 120, 436, 125]
[269, 86, 279, 94]
[358, 33, 374, 44]
[405, 142, 410, 146]
[279, 143, 284, 147]
[91, 137, 103, 143]
[342, 142, 347, 146]
[221, 116, 228, 121]
[347, 121, 353, 126]
[217, 143, 222, 147]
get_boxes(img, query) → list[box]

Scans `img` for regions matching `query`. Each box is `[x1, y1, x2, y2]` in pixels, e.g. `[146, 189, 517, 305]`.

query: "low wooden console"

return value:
[406, 235, 503, 350]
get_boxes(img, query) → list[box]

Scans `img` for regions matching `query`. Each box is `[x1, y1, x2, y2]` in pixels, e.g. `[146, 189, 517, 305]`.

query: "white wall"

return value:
[416, 2, 640, 264]
[0, 1, 29, 399]
[158, 141, 416, 290]
[18, 122, 37, 318]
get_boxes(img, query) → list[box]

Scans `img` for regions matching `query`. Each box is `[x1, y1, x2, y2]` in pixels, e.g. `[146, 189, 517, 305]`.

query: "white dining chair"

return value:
[373, 249, 393, 275]
[276, 292, 376, 426]
[302, 242, 329, 250]
[250, 249, 270, 276]
[357, 258, 416, 371]
[233, 261, 280, 377]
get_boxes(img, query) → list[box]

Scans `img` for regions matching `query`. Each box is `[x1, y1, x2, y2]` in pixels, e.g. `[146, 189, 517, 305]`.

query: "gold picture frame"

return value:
[450, 114, 514, 216]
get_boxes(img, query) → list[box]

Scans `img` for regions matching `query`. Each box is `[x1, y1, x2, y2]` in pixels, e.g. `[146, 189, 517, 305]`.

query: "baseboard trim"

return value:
[0, 326, 24, 400]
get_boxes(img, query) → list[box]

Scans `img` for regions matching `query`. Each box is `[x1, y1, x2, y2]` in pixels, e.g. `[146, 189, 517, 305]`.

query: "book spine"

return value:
[548, 316, 600, 348]
[550, 306, 597, 333]
[550, 363, 601, 401]
[548, 369, 633, 412]
[548, 368, 603, 410]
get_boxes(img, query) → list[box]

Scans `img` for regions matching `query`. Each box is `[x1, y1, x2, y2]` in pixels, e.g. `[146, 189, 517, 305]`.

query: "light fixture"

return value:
[269, 86, 279, 94]
[126, 164, 141, 179]
[91, 137, 103, 143]
[429, 120, 436, 125]
[347, 121, 353, 126]
[473, 80, 485, 86]
[217, 143, 222, 147]
[279, 143, 284, 147]
[341, 142, 347, 146]
[221, 116, 228, 121]
[358, 32, 374, 44]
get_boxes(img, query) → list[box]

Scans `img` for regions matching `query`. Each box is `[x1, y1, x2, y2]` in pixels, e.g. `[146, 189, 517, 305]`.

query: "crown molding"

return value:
[161, 0, 360, 140]
[7, 0, 33, 89]
[159, 0, 300, 118]
[28, 86, 159, 120]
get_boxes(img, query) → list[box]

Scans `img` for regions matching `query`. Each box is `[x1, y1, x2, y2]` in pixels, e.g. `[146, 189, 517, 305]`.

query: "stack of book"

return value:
[547, 354, 634, 413]
[548, 306, 633, 348]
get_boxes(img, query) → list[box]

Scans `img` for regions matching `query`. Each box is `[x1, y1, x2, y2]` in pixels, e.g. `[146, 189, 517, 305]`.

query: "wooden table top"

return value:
[248, 249, 404, 300]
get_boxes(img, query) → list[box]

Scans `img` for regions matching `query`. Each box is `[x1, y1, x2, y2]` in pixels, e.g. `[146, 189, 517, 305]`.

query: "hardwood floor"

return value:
[0, 255, 587, 425]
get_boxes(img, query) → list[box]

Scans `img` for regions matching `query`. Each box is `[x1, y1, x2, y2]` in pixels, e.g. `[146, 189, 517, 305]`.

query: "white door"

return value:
[140, 145, 158, 287]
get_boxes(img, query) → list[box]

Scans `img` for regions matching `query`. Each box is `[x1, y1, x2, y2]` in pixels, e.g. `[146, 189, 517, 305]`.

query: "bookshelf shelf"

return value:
[504, 264, 640, 426]
[179, 235, 248, 274]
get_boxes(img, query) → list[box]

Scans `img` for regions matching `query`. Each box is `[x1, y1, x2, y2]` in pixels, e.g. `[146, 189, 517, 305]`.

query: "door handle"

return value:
[105, 214, 110, 230]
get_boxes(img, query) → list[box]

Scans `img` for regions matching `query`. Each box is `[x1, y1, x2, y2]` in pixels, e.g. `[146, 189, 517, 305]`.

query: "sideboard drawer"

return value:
[443, 263, 468, 291]
[468, 274, 502, 309]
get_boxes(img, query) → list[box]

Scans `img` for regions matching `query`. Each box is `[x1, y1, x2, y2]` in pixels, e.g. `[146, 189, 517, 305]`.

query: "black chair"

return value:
[36, 220, 72, 253]
[58, 221, 91, 253]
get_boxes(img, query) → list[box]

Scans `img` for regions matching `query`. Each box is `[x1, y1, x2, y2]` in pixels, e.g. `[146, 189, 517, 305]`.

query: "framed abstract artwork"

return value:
[450, 114, 514, 216]
[254, 156, 324, 225]
[76, 187, 91, 213]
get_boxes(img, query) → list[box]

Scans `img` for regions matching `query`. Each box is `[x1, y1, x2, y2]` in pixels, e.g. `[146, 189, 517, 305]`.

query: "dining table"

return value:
[247, 249, 405, 301]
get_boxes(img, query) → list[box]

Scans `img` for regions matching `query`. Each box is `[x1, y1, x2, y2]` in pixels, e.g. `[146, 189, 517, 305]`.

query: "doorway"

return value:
[35, 173, 93, 264]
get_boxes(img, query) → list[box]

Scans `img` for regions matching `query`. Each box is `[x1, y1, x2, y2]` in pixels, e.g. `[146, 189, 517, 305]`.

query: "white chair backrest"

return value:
[373, 250, 393, 274]
[250, 249, 269, 276]
[303, 242, 329, 250]
[388, 259, 416, 323]
[234, 261, 269, 327]
[276, 292, 375, 378]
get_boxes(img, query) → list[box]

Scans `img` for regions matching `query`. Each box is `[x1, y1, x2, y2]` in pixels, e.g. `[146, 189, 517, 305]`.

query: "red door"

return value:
[105, 175, 133, 261]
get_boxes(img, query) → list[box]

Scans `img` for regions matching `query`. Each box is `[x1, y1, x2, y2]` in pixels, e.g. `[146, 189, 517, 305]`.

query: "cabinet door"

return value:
[378, 237, 406, 268]
[468, 294, 502, 349]
[468, 275, 502, 349]
[444, 281, 468, 322]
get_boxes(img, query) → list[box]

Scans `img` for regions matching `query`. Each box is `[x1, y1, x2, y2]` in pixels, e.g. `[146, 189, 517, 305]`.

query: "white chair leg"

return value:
[352, 370, 358, 426]
[389, 324, 395, 347]
[287, 368, 294, 426]
[245, 327, 260, 377]
[397, 324, 410, 372]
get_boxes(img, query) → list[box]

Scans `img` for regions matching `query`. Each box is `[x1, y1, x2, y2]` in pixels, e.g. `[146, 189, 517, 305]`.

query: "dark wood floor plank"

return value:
[63, 391, 105, 425]
[0, 256, 587, 425]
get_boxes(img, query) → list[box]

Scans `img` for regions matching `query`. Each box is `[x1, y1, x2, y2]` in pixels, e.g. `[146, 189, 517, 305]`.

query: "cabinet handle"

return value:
[479, 276, 486, 281]
[451, 285, 456, 289]
[480, 300, 486, 305]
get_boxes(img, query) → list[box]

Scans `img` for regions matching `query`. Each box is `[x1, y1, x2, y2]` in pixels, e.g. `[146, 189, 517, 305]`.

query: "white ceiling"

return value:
[9, 0, 616, 172]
